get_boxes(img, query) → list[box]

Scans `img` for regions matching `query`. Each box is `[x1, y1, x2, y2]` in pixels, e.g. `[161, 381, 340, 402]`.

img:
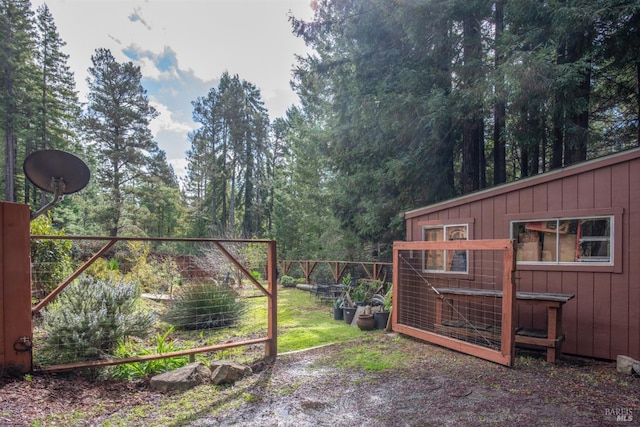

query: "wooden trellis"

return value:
[280, 260, 391, 283]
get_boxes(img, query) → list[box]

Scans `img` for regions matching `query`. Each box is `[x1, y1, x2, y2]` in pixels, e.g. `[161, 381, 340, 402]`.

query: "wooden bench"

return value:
[433, 287, 575, 363]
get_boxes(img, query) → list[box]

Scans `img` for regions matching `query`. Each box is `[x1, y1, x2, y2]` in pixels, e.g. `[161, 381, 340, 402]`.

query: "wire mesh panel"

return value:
[29, 236, 276, 373]
[393, 239, 516, 366]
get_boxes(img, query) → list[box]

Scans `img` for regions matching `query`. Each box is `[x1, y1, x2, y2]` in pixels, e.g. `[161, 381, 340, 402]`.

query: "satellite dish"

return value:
[23, 149, 90, 220]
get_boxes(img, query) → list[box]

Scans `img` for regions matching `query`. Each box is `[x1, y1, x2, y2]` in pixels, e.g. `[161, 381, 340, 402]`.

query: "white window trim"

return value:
[510, 215, 614, 266]
[422, 223, 469, 273]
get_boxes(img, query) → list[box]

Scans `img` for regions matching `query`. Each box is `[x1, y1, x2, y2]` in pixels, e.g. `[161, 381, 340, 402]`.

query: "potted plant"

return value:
[349, 283, 368, 306]
[342, 285, 358, 324]
[356, 305, 375, 331]
[372, 285, 392, 330]
[333, 296, 344, 320]
[343, 299, 358, 324]
[341, 273, 353, 287]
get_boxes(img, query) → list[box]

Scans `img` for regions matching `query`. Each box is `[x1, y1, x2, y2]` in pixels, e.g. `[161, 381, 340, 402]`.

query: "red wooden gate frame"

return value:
[392, 239, 517, 367]
[28, 235, 277, 373]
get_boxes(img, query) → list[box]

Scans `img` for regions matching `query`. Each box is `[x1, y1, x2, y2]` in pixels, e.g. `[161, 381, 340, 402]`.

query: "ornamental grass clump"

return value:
[37, 277, 156, 365]
[163, 281, 245, 330]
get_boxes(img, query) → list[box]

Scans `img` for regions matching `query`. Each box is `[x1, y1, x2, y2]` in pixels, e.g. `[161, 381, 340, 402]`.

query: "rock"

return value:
[616, 355, 638, 375]
[633, 363, 640, 376]
[150, 362, 211, 391]
[210, 361, 252, 385]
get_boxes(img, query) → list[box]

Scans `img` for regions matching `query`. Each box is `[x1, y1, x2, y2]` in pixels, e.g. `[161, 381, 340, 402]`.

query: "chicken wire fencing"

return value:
[29, 236, 276, 373]
[392, 240, 517, 366]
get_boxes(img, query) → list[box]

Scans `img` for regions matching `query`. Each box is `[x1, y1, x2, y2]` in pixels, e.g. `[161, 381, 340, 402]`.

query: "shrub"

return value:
[84, 241, 182, 295]
[84, 257, 123, 282]
[124, 242, 182, 294]
[30, 214, 73, 300]
[37, 277, 155, 365]
[279, 275, 296, 288]
[163, 282, 245, 330]
[110, 327, 198, 379]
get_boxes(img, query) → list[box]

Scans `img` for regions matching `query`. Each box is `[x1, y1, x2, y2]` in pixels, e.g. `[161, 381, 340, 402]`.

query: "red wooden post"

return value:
[500, 240, 517, 367]
[266, 240, 277, 357]
[0, 202, 32, 374]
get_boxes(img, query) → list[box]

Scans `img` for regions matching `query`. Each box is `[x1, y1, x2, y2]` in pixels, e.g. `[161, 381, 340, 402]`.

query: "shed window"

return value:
[511, 217, 612, 265]
[423, 224, 468, 273]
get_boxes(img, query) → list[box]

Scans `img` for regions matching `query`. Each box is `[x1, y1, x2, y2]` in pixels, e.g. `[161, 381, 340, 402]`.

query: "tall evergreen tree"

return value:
[292, 0, 465, 256]
[33, 4, 79, 152]
[29, 4, 80, 207]
[185, 72, 270, 238]
[593, 0, 640, 149]
[452, 0, 491, 192]
[271, 106, 347, 260]
[0, 0, 38, 202]
[82, 48, 161, 236]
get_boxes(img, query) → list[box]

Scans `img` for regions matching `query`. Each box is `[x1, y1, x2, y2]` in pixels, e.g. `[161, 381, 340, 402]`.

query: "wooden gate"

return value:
[28, 236, 277, 373]
[392, 239, 517, 367]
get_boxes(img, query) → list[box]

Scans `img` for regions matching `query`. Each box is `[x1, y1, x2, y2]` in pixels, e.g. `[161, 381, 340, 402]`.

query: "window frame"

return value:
[506, 208, 623, 273]
[418, 218, 474, 276]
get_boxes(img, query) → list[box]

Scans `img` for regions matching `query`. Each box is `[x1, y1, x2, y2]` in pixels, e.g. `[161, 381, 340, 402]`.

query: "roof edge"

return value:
[404, 147, 640, 219]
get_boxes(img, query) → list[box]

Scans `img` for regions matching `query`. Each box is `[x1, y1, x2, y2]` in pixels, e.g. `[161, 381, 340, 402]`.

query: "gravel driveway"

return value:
[1, 333, 638, 426]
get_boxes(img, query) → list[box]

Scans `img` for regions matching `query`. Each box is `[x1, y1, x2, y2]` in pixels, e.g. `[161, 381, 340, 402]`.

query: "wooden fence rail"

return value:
[280, 260, 392, 284]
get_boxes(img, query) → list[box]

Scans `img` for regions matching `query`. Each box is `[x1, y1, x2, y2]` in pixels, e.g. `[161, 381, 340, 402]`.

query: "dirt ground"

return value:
[1, 333, 639, 426]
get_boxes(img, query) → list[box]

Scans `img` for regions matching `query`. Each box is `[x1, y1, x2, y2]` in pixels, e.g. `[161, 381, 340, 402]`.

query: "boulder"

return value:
[616, 355, 638, 375]
[633, 362, 640, 377]
[210, 361, 252, 385]
[150, 362, 211, 391]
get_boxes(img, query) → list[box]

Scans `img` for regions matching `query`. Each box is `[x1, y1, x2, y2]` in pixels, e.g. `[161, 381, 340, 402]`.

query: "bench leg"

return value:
[546, 306, 562, 363]
[435, 297, 444, 326]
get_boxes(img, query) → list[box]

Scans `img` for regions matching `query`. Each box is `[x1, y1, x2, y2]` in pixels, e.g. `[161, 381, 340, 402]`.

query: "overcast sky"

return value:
[35, 0, 315, 181]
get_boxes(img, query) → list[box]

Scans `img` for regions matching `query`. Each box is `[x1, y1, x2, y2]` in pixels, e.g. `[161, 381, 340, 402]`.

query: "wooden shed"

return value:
[403, 148, 640, 361]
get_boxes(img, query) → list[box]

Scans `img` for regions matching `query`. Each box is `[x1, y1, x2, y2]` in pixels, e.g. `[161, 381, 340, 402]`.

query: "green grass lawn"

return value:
[122, 286, 375, 372]
[275, 287, 366, 353]
[93, 285, 381, 380]
[185, 285, 368, 354]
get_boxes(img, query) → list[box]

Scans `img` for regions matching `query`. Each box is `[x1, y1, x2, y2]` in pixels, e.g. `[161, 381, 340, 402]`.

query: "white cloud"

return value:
[149, 99, 195, 136]
[36, 0, 315, 181]
[169, 158, 189, 184]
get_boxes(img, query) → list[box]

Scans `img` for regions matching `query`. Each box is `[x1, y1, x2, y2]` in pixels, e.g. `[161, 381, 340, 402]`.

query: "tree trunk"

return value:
[493, 0, 506, 185]
[461, 13, 482, 193]
[4, 133, 16, 202]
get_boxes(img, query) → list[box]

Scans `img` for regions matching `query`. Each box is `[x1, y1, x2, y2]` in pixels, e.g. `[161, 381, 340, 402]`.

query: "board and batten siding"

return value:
[404, 148, 640, 361]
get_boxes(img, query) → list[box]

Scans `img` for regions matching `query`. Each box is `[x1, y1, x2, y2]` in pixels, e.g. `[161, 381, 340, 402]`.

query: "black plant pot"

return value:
[333, 306, 344, 320]
[343, 306, 357, 324]
[374, 311, 390, 330]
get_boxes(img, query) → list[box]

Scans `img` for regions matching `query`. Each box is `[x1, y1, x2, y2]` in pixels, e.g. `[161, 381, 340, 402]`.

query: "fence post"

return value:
[266, 240, 278, 357]
[0, 202, 32, 374]
[501, 239, 517, 365]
